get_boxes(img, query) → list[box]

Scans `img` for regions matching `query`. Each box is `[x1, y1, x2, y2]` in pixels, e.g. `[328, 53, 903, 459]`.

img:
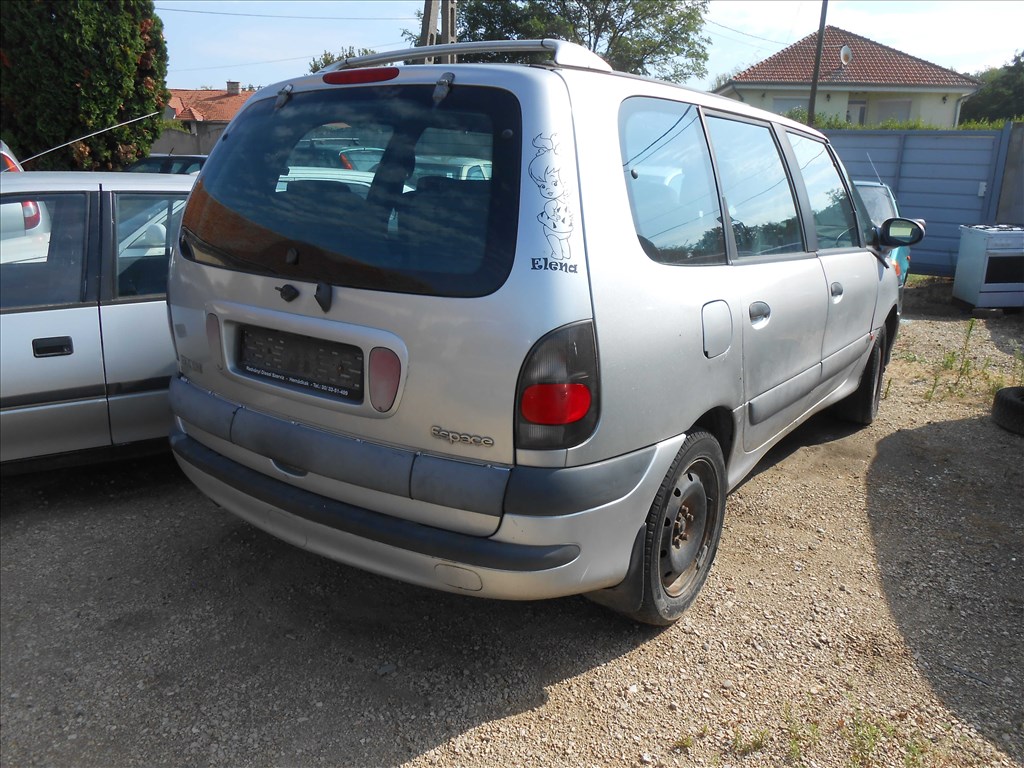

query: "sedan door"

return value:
[0, 191, 107, 462]
[99, 188, 190, 445]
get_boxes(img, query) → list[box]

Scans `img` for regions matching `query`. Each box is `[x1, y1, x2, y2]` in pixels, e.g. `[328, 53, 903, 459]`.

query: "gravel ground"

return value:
[1, 277, 1022, 768]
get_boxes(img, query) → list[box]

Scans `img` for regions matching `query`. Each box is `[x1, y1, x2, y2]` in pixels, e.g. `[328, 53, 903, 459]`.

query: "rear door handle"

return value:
[32, 336, 74, 357]
[748, 301, 771, 326]
[830, 282, 844, 299]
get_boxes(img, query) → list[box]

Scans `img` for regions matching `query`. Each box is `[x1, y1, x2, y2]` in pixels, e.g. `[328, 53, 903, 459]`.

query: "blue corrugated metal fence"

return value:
[828, 126, 1013, 276]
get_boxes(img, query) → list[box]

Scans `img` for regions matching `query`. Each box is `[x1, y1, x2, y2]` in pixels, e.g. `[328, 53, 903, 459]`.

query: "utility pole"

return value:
[419, 0, 456, 63]
[807, 0, 828, 127]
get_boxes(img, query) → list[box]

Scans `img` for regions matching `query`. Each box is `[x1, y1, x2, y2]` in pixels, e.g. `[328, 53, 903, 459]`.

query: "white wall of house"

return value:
[150, 122, 227, 155]
[724, 86, 964, 127]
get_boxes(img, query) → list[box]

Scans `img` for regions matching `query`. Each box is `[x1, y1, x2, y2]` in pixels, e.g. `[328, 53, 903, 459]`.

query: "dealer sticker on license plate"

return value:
[239, 325, 364, 402]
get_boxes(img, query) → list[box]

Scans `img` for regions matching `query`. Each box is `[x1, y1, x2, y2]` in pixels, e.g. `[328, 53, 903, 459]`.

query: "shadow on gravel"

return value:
[866, 415, 1024, 762]
[0, 455, 659, 768]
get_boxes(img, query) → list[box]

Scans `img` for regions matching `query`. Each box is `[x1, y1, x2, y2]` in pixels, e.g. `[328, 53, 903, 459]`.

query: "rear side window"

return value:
[704, 116, 804, 259]
[619, 97, 725, 265]
[183, 84, 521, 297]
[787, 133, 859, 249]
[0, 193, 88, 310]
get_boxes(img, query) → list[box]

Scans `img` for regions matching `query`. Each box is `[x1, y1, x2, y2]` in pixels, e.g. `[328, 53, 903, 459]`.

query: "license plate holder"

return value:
[238, 325, 364, 403]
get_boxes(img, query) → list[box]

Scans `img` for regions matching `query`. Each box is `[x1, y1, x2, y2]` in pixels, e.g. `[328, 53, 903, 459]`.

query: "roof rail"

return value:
[325, 39, 613, 74]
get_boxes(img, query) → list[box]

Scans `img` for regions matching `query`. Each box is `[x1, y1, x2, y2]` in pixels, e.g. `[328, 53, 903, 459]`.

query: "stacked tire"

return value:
[992, 387, 1024, 435]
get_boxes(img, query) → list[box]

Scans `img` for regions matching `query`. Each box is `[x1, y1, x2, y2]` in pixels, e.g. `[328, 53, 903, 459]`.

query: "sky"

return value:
[156, 0, 1024, 92]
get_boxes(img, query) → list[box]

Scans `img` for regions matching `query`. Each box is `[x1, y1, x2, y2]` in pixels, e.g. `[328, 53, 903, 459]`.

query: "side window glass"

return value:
[619, 97, 725, 265]
[705, 116, 804, 259]
[0, 193, 88, 310]
[114, 193, 187, 297]
[788, 133, 859, 249]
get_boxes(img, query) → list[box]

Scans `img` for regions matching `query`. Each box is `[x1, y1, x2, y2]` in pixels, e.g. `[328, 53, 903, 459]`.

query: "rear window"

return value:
[182, 83, 522, 297]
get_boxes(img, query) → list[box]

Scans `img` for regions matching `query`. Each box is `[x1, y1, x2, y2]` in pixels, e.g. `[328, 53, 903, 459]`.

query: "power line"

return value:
[166, 42, 411, 74]
[154, 6, 417, 21]
[705, 19, 787, 46]
[168, 55, 313, 73]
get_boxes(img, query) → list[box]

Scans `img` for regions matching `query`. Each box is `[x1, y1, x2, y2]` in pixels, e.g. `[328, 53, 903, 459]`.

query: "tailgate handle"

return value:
[32, 336, 74, 357]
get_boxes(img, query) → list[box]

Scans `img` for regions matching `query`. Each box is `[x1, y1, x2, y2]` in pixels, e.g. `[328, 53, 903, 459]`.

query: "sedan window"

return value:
[0, 193, 88, 310]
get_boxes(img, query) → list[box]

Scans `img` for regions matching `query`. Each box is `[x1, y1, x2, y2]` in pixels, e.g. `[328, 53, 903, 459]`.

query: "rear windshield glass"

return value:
[182, 83, 521, 297]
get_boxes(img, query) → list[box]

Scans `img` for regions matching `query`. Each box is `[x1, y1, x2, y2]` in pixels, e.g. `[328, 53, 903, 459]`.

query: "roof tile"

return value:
[168, 88, 258, 122]
[731, 26, 979, 89]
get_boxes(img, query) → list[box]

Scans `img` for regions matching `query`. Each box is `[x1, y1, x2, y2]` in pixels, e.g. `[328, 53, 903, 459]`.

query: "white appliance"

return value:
[952, 225, 1024, 308]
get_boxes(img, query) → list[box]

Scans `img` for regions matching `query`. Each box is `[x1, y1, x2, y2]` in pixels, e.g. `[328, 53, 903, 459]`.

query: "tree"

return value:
[959, 51, 1024, 123]
[0, 0, 169, 170]
[309, 46, 377, 74]
[453, 0, 710, 82]
[710, 66, 742, 92]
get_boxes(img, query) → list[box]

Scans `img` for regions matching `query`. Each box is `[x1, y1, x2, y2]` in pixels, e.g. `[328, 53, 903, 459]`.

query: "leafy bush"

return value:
[0, 0, 169, 170]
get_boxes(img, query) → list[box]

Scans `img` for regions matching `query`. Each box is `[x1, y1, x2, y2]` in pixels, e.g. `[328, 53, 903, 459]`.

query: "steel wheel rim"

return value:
[659, 459, 717, 597]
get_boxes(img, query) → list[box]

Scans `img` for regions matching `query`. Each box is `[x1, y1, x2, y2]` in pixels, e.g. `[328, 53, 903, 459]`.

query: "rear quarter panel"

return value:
[561, 71, 744, 467]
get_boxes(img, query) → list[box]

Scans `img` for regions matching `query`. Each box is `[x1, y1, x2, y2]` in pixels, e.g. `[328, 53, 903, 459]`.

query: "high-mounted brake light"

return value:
[322, 67, 400, 86]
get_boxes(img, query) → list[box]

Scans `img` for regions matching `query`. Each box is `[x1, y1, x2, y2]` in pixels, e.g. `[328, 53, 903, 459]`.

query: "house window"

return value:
[876, 99, 911, 123]
[847, 100, 867, 125]
[772, 98, 808, 116]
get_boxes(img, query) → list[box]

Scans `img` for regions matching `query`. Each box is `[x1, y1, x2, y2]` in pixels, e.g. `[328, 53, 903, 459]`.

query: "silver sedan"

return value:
[0, 171, 195, 469]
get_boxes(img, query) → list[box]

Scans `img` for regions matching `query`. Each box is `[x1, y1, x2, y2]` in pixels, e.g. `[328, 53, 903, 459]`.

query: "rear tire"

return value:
[835, 326, 887, 426]
[622, 430, 726, 626]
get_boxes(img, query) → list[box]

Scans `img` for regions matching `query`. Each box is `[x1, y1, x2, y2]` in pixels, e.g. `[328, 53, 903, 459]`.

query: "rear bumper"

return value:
[170, 422, 683, 600]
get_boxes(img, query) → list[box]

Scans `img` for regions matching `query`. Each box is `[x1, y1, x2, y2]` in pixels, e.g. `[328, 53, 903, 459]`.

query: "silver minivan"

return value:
[166, 40, 922, 624]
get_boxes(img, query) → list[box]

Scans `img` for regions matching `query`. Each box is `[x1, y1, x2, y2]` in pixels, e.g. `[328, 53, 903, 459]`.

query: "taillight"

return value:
[368, 346, 401, 412]
[338, 153, 354, 170]
[322, 67, 400, 85]
[21, 201, 40, 229]
[515, 321, 599, 451]
[521, 383, 591, 425]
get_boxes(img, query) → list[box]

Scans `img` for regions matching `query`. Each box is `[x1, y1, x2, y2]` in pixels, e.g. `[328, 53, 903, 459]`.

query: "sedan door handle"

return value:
[32, 336, 74, 357]
[830, 282, 844, 299]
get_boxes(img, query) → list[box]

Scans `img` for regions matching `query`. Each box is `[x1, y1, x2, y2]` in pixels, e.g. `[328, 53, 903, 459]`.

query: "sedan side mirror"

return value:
[877, 217, 925, 248]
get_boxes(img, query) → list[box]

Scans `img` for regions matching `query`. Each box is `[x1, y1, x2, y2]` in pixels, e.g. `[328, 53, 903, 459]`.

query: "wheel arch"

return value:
[692, 406, 735, 471]
[882, 304, 900, 365]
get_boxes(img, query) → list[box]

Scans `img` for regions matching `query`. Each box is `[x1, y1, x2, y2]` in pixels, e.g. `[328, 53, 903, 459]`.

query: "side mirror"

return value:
[877, 217, 925, 248]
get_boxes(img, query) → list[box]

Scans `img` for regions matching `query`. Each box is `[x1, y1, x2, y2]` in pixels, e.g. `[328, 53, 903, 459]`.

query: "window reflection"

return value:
[788, 133, 858, 249]
[705, 117, 803, 258]
[619, 98, 725, 265]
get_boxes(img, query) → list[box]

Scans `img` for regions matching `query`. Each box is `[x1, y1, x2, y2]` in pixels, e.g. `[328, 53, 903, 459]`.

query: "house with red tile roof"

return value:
[150, 81, 259, 154]
[714, 26, 980, 128]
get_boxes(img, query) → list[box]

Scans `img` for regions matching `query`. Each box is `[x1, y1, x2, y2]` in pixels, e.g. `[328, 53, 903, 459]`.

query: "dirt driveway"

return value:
[1, 278, 1021, 768]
